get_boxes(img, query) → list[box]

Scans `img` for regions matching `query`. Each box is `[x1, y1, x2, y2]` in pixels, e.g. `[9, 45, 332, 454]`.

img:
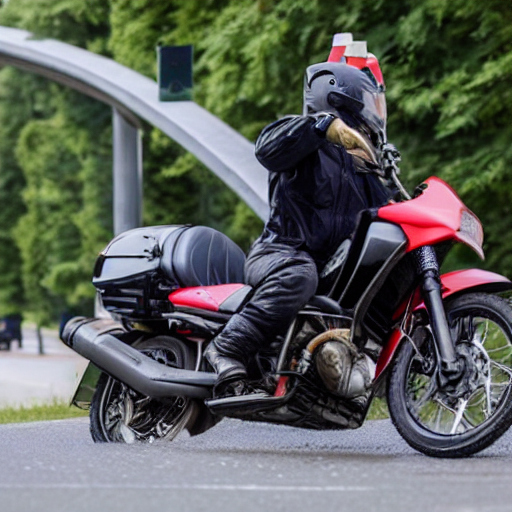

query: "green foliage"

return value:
[108, 0, 177, 76]
[0, 1, 113, 323]
[13, 90, 113, 321]
[0, 0, 510, 325]
[385, 0, 512, 273]
[368, 397, 389, 420]
[14, 113, 82, 322]
[0, 0, 110, 51]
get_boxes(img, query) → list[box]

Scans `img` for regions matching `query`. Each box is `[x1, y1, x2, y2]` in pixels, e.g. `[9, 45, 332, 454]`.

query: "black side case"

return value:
[93, 225, 246, 318]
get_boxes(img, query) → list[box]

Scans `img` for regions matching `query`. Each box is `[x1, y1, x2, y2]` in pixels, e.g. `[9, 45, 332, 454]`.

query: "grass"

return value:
[367, 397, 390, 420]
[0, 400, 88, 425]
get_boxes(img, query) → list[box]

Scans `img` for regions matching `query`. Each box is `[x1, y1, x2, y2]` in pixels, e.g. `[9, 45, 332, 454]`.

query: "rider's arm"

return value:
[255, 114, 334, 172]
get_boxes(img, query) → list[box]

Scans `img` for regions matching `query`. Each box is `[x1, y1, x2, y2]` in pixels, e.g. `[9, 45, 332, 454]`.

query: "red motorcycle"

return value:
[62, 148, 512, 457]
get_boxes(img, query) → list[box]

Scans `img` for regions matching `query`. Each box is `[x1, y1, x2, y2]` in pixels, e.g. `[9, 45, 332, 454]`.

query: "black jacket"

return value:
[254, 115, 391, 267]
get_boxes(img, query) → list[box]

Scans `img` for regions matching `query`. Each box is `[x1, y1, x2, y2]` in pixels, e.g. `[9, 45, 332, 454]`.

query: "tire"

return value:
[90, 336, 198, 443]
[388, 293, 512, 457]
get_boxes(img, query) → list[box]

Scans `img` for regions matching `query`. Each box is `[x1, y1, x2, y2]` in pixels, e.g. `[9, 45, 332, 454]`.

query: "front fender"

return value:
[437, 268, 512, 299]
[374, 268, 512, 381]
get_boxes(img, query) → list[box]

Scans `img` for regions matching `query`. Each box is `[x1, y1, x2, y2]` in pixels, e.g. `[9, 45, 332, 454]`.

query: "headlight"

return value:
[457, 209, 484, 259]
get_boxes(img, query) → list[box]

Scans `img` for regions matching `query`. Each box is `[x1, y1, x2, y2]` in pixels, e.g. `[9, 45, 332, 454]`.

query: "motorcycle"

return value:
[61, 146, 512, 457]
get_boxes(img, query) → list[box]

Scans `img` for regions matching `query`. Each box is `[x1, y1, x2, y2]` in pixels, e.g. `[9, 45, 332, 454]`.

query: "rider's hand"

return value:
[326, 118, 377, 164]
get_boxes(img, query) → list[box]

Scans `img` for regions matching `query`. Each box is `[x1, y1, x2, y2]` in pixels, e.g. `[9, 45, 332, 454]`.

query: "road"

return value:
[1, 416, 512, 512]
[1, 327, 512, 512]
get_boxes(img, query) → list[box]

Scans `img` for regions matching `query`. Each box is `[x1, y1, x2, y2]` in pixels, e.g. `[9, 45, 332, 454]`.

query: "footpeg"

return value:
[206, 393, 288, 415]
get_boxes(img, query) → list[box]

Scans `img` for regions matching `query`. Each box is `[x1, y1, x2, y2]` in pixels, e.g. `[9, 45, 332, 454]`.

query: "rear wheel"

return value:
[388, 293, 512, 457]
[90, 336, 198, 443]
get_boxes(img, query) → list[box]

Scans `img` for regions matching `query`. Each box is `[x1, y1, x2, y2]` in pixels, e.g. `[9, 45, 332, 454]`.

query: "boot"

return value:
[203, 342, 271, 411]
[203, 342, 248, 394]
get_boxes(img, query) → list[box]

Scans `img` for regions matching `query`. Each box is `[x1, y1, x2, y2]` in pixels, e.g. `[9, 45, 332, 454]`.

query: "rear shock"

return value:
[414, 246, 462, 383]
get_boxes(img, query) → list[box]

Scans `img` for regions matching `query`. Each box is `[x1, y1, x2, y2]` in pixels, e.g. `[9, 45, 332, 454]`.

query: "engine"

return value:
[298, 329, 374, 401]
[315, 340, 373, 399]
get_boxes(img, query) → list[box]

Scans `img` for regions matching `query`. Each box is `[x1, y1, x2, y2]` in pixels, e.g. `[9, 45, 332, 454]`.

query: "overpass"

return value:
[0, 26, 269, 234]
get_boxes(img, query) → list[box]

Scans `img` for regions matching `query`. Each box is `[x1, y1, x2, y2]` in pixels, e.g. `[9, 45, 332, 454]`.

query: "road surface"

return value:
[1, 416, 512, 512]
[1, 327, 512, 512]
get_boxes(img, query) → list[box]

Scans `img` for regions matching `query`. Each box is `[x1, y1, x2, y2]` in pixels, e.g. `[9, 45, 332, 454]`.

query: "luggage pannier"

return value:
[93, 225, 246, 318]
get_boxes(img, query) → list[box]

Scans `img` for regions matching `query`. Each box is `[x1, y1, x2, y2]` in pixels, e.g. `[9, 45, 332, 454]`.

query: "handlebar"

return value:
[380, 143, 411, 200]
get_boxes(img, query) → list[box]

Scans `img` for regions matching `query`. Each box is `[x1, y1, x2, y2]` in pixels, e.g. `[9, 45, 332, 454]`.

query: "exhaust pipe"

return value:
[61, 317, 216, 399]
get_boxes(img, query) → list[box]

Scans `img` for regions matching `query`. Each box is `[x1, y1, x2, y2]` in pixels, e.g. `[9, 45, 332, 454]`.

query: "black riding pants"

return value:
[212, 242, 318, 365]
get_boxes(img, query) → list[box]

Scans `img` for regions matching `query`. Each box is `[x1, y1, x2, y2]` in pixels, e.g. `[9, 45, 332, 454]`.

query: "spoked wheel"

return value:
[90, 336, 197, 443]
[388, 293, 512, 457]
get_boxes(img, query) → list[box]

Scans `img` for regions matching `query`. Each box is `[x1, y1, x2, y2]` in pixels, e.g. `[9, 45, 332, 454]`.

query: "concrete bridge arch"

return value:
[0, 26, 269, 234]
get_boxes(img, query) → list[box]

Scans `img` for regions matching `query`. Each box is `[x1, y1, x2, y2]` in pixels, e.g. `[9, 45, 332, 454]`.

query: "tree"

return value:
[0, 0, 112, 322]
[385, 0, 512, 273]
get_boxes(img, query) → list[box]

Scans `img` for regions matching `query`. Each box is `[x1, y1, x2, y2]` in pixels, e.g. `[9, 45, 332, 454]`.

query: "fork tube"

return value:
[415, 247, 459, 373]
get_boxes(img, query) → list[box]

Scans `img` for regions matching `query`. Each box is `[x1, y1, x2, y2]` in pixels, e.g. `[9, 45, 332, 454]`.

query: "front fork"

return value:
[414, 246, 462, 384]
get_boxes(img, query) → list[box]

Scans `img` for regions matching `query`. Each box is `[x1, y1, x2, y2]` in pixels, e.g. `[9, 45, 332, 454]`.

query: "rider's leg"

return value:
[204, 243, 318, 397]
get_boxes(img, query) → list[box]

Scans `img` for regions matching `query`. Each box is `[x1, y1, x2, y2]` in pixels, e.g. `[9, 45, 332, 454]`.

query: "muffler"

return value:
[61, 317, 216, 399]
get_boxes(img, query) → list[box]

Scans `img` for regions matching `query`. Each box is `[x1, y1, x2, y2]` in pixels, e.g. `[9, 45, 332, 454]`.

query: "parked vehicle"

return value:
[0, 314, 22, 351]
[61, 146, 512, 457]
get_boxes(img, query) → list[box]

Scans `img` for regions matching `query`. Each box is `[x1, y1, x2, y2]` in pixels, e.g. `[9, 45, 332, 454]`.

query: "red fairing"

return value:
[375, 328, 402, 379]
[377, 177, 481, 255]
[374, 268, 512, 380]
[169, 283, 246, 312]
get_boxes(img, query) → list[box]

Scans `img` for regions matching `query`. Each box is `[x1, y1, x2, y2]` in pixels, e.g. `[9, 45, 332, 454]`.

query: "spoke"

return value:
[484, 371, 493, 417]
[104, 414, 117, 431]
[490, 360, 512, 378]
[131, 396, 152, 422]
[469, 336, 494, 416]
[430, 397, 475, 433]
[461, 410, 478, 429]
[490, 381, 510, 388]
[450, 398, 469, 434]
[486, 345, 512, 355]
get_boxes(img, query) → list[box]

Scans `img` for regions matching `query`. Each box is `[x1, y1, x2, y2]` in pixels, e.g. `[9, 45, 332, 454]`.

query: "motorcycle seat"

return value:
[165, 226, 246, 288]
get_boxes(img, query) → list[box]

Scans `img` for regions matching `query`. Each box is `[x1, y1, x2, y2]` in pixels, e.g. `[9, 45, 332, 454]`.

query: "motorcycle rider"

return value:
[205, 61, 391, 405]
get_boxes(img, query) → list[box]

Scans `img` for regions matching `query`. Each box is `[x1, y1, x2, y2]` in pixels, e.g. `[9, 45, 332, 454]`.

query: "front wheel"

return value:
[388, 293, 512, 457]
[90, 336, 198, 443]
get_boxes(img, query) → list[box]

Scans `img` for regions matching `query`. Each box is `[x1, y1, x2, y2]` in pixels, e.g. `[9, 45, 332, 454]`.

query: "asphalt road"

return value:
[1, 416, 512, 512]
[2, 328, 512, 512]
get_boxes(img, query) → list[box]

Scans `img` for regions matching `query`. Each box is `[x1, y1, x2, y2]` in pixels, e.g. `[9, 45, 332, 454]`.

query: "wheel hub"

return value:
[438, 342, 489, 405]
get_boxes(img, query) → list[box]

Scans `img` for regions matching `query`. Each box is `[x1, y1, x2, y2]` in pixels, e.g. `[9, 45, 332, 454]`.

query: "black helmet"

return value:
[304, 62, 387, 147]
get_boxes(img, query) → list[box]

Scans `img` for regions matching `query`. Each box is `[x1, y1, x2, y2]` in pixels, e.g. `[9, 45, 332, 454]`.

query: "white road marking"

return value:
[0, 483, 372, 492]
